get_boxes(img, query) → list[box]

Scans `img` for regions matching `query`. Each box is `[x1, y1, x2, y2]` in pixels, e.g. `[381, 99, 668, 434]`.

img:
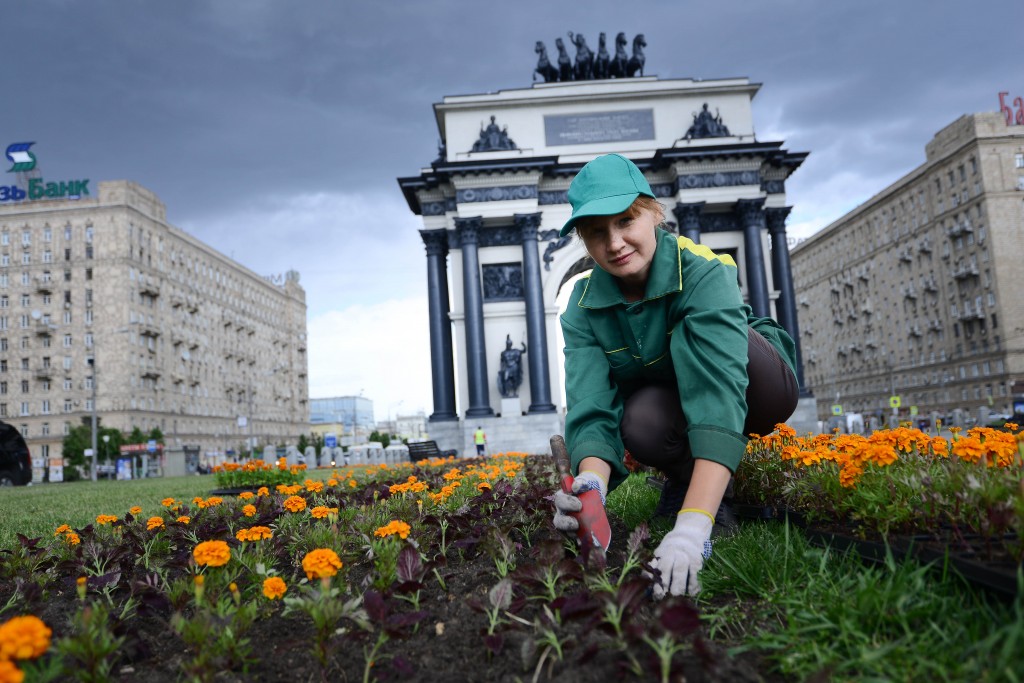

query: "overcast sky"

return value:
[4, 0, 1020, 422]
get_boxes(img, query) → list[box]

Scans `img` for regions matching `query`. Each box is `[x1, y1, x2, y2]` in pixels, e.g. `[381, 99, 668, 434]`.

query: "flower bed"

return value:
[0, 454, 769, 682]
[734, 423, 1024, 594]
[211, 458, 307, 491]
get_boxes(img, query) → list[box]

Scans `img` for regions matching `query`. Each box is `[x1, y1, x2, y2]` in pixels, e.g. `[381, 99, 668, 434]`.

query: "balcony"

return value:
[952, 264, 979, 280]
[141, 368, 161, 380]
[947, 222, 973, 238]
[918, 239, 932, 253]
[923, 278, 938, 292]
[138, 323, 160, 338]
[139, 278, 161, 297]
[33, 320, 56, 336]
[33, 276, 53, 294]
[902, 286, 918, 300]
[33, 366, 53, 380]
[898, 250, 913, 263]
[909, 325, 922, 337]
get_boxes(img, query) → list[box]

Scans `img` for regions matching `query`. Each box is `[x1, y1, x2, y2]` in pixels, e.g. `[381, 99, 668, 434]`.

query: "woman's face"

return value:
[578, 206, 660, 292]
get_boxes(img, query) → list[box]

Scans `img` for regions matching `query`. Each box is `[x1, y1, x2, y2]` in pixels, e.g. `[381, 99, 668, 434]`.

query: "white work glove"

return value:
[552, 471, 606, 533]
[649, 510, 714, 598]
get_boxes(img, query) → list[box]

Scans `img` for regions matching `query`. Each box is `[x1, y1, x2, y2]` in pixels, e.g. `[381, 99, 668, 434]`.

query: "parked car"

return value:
[0, 421, 33, 486]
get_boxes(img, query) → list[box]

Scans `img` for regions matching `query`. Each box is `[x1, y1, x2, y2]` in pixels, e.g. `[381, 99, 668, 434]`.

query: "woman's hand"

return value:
[552, 471, 606, 533]
[649, 510, 713, 597]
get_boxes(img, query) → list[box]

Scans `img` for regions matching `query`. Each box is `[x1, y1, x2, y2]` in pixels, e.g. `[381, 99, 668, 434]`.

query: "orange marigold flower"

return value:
[302, 548, 343, 580]
[146, 516, 165, 531]
[206, 497, 223, 507]
[238, 491, 255, 500]
[327, 478, 339, 487]
[129, 506, 142, 515]
[193, 540, 231, 567]
[952, 437, 985, 464]
[257, 486, 269, 497]
[305, 480, 324, 493]
[374, 520, 412, 540]
[242, 504, 257, 517]
[476, 482, 492, 491]
[161, 497, 176, 507]
[839, 464, 863, 488]
[1005, 422, 1019, 432]
[53, 525, 71, 536]
[0, 615, 52, 661]
[310, 506, 337, 519]
[0, 659, 24, 683]
[177, 516, 191, 525]
[262, 576, 287, 600]
[63, 532, 81, 546]
[283, 496, 307, 513]
[277, 484, 302, 495]
[348, 479, 358, 488]
[95, 514, 118, 526]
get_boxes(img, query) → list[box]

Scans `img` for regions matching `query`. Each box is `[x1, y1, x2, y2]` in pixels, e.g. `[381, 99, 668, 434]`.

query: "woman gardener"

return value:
[552, 154, 799, 598]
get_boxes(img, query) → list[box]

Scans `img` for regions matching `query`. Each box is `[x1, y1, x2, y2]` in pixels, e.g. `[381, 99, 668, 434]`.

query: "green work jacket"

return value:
[560, 228, 797, 491]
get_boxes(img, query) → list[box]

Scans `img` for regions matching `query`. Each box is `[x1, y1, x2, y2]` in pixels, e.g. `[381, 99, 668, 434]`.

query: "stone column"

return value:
[766, 207, 807, 393]
[455, 216, 494, 417]
[421, 230, 458, 421]
[735, 198, 771, 318]
[515, 212, 557, 414]
[672, 201, 705, 243]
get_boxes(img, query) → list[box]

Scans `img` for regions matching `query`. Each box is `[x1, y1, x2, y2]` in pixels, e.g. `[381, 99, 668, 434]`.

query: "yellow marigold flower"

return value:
[63, 532, 81, 546]
[310, 506, 337, 519]
[302, 548, 343, 580]
[238, 491, 255, 500]
[0, 659, 25, 683]
[146, 517, 165, 531]
[262, 576, 287, 600]
[177, 516, 191, 525]
[0, 615, 52, 660]
[53, 524, 71, 536]
[327, 478, 339, 487]
[242, 504, 257, 517]
[129, 506, 142, 515]
[348, 479, 358, 488]
[257, 486, 269, 497]
[95, 514, 118, 526]
[161, 497, 176, 507]
[283, 496, 307, 513]
[193, 540, 231, 567]
[305, 480, 324, 493]
[374, 520, 411, 540]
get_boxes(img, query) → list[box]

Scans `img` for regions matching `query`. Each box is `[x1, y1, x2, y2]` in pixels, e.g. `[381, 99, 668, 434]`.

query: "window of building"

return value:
[20, 294, 29, 307]
[0, 382, 5, 394]
[21, 231, 30, 246]
[42, 250, 52, 263]
[20, 272, 28, 285]
[85, 333, 93, 348]
[41, 422, 49, 435]
[0, 233, 7, 246]
[41, 400, 50, 415]
[0, 254, 8, 267]
[63, 334, 71, 347]
[63, 378, 71, 390]
[62, 356, 71, 370]
[64, 226, 71, 241]
[20, 402, 29, 416]
[43, 227, 51, 243]
[64, 248, 71, 261]
[0, 296, 6, 309]
[1016, 153, 1024, 169]
[85, 268, 92, 281]
[85, 226, 93, 243]
[63, 399, 72, 413]
[85, 245, 94, 259]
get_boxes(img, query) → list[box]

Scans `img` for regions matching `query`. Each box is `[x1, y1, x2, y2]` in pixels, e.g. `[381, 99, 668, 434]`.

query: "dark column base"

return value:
[466, 406, 495, 418]
[428, 412, 460, 423]
[527, 402, 557, 414]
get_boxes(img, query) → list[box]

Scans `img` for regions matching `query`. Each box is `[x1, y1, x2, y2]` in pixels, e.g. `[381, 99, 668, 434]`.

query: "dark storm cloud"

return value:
[4, 0, 1020, 248]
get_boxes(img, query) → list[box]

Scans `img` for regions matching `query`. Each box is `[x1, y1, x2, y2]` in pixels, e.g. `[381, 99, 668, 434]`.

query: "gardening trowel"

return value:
[551, 435, 611, 553]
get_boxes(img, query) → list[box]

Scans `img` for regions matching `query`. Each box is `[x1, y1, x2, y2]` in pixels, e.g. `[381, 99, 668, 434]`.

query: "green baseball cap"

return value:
[560, 154, 655, 237]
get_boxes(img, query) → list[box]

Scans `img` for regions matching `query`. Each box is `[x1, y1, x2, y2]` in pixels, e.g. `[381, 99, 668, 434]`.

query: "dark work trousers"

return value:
[621, 328, 799, 487]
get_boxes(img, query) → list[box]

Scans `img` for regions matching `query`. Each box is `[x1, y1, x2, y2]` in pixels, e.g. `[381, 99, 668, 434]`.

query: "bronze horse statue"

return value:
[568, 31, 594, 81]
[610, 32, 629, 78]
[554, 37, 573, 82]
[533, 41, 558, 82]
[627, 33, 646, 77]
[594, 32, 611, 79]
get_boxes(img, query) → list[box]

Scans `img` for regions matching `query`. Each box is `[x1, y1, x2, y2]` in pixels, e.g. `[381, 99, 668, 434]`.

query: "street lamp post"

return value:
[88, 358, 97, 482]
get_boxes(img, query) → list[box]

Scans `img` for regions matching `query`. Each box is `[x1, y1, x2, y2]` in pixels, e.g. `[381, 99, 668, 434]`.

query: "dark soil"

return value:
[1, 460, 794, 682]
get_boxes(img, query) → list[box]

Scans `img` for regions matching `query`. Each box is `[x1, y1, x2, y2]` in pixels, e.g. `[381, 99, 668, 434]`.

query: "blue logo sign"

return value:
[5, 142, 36, 173]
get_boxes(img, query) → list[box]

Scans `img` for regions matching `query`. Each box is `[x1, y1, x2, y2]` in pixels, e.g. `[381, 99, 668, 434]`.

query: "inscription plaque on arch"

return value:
[544, 109, 655, 146]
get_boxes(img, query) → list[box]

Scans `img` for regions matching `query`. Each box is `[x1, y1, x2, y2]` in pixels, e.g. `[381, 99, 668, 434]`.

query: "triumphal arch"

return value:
[399, 49, 810, 454]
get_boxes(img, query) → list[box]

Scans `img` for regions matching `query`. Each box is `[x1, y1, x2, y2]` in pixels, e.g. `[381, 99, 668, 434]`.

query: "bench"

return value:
[407, 440, 458, 462]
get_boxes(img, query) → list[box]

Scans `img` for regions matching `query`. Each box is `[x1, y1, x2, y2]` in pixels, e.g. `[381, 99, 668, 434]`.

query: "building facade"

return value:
[309, 395, 374, 445]
[399, 75, 811, 452]
[792, 112, 1024, 424]
[0, 181, 310, 463]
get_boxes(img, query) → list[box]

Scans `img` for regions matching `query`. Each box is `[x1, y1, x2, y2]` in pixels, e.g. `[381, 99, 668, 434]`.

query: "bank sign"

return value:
[0, 142, 90, 203]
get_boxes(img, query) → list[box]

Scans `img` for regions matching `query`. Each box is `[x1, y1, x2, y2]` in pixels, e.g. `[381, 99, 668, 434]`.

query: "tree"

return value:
[369, 431, 391, 449]
[147, 427, 164, 444]
[126, 427, 147, 445]
[297, 434, 309, 453]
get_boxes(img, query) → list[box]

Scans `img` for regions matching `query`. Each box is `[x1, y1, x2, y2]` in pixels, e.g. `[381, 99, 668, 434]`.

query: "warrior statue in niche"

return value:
[497, 335, 527, 399]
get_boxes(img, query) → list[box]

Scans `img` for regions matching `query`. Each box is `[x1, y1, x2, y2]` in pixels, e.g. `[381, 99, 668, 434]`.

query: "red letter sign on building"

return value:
[998, 92, 1024, 125]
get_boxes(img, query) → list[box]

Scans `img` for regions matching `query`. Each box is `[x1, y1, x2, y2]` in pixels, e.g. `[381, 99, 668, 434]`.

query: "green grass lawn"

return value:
[0, 468, 336, 549]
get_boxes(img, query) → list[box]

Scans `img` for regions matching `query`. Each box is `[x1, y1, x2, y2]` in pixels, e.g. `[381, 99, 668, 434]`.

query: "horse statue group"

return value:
[534, 32, 646, 83]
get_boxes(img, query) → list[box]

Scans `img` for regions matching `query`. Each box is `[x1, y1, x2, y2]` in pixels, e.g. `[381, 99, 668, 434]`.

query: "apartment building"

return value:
[0, 180, 309, 463]
[792, 112, 1024, 423]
